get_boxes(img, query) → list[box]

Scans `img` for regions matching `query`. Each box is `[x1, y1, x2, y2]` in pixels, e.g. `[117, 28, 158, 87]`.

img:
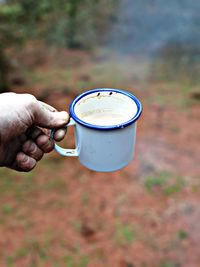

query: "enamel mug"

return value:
[52, 88, 142, 172]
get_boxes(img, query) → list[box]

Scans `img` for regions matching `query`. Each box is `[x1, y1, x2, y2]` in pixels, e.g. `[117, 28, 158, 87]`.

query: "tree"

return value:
[0, 2, 23, 91]
[0, 0, 118, 91]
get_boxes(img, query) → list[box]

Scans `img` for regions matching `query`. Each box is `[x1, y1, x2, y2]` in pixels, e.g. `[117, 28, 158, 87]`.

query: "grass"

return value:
[191, 177, 200, 193]
[81, 192, 90, 206]
[144, 235, 159, 251]
[4, 236, 53, 264]
[159, 261, 180, 267]
[63, 253, 90, 267]
[170, 126, 180, 133]
[0, 218, 5, 225]
[177, 229, 188, 240]
[0, 169, 15, 194]
[14, 247, 29, 259]
[5, 230, 82, 266]
[72, 220, 82, 233]
[144, 171, 185, 196]
[5, 256, 14, 267]
[116, 194, 128, 205]
[43, 178, 67, 193]
[2, 203, 14, 215]
[63, 254, 75, 267]
[79, 255, 90, 267]
[22, 68, 74, 89]
[22, 239, 47, 260]
[0, 168, 36, 201]
[145, 79, 198, 109]
[114, 222, 137, 246]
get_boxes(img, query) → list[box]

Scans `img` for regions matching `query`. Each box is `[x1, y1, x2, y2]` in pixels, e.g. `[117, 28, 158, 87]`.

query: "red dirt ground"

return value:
[0, 48, 199, 267]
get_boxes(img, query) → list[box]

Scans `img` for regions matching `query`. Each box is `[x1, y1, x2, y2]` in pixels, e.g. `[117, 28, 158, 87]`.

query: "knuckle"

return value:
[23, 140, 37, 154]
[30, 127, 43, 139]
[24, 94, 37, 109]
[37, 134, 48, 146]
[36, 134, 54, 153]
[41, 139, 54, 153]
[30, 143, 37, 154]
[22, 140, 31, 152]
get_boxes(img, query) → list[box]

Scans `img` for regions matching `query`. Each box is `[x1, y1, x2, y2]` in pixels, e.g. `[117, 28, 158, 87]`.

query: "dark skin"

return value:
[0, 93, 69, 172]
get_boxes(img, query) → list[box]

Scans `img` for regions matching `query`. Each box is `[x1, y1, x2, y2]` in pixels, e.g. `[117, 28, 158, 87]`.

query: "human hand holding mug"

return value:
[52, 88, 142, 172]
[0, 92, 69, 172]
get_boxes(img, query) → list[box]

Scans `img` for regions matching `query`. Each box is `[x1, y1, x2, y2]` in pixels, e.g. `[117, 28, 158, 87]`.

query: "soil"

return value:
[0, 47, 199, 267]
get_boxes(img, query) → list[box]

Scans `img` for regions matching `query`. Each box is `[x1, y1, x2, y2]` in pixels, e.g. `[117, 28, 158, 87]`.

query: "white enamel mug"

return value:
[52, 88, 142, 172]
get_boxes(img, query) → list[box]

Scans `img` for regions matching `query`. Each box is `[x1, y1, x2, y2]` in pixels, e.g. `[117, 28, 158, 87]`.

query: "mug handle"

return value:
[50, 118, 79, 157]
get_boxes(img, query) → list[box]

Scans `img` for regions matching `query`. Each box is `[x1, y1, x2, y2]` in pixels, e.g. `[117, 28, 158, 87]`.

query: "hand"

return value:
[0, 93, 69, 172]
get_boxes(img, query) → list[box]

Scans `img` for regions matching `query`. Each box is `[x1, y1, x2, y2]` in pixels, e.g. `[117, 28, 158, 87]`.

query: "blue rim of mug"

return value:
[69, 88, 142, 130]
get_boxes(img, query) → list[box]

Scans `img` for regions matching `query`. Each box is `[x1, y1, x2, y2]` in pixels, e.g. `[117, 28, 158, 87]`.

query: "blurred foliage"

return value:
[151, 41, 200, 84]
[0, 2, 24, 91]
[0, 0, 118, 91]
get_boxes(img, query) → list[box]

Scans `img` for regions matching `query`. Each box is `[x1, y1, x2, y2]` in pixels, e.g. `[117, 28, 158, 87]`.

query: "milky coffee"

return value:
[80, 109, 131, 126]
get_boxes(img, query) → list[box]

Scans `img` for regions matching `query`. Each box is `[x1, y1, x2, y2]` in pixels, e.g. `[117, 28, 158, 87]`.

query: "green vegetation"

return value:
[144, 172, 185, 196]
[2, 203, 13, 214]
[4, 240, 47, 266]
[0, 173, 14, 194]
[0, 1, 25, 91]
[0, 169, 36, 204]
[72, 220, 82, 233]
[0, 0, 118, 91]
[151, 42, 200, 85]
[81, 192, 90, 206]
[43, 178, 67, 193]
[63, 254, 75, 267]
[63, 253, 90, 267]
[5, 256, 14, 267]
[160, 261, 180, 267]
[177, 229, 188, 240]
[114, 222, 137, 246]
[79, 255, 90, 267]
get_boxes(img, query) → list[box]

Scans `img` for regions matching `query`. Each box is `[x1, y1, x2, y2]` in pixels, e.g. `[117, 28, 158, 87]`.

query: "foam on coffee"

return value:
[80, 109, 131, 126]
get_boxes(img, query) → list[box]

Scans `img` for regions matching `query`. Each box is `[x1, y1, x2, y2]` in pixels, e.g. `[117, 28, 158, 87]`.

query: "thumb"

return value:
[33, 101, 70, 129]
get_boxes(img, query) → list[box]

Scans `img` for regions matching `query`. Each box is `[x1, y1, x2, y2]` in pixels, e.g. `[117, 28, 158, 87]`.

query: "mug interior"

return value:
[72, 89, 139, 128]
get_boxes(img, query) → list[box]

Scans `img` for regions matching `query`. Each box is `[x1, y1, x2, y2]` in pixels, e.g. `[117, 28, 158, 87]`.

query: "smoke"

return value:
[105, 0, 200, 56]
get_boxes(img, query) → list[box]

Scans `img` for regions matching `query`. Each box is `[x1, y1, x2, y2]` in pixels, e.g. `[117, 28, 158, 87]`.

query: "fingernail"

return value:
[54, 129, 66, 141]
[58, 111, 69, 123]
[22, 154, 29, 162]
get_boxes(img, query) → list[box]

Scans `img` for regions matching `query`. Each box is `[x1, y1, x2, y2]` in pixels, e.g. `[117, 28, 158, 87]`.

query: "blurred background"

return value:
[0, 0, 200, 266]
